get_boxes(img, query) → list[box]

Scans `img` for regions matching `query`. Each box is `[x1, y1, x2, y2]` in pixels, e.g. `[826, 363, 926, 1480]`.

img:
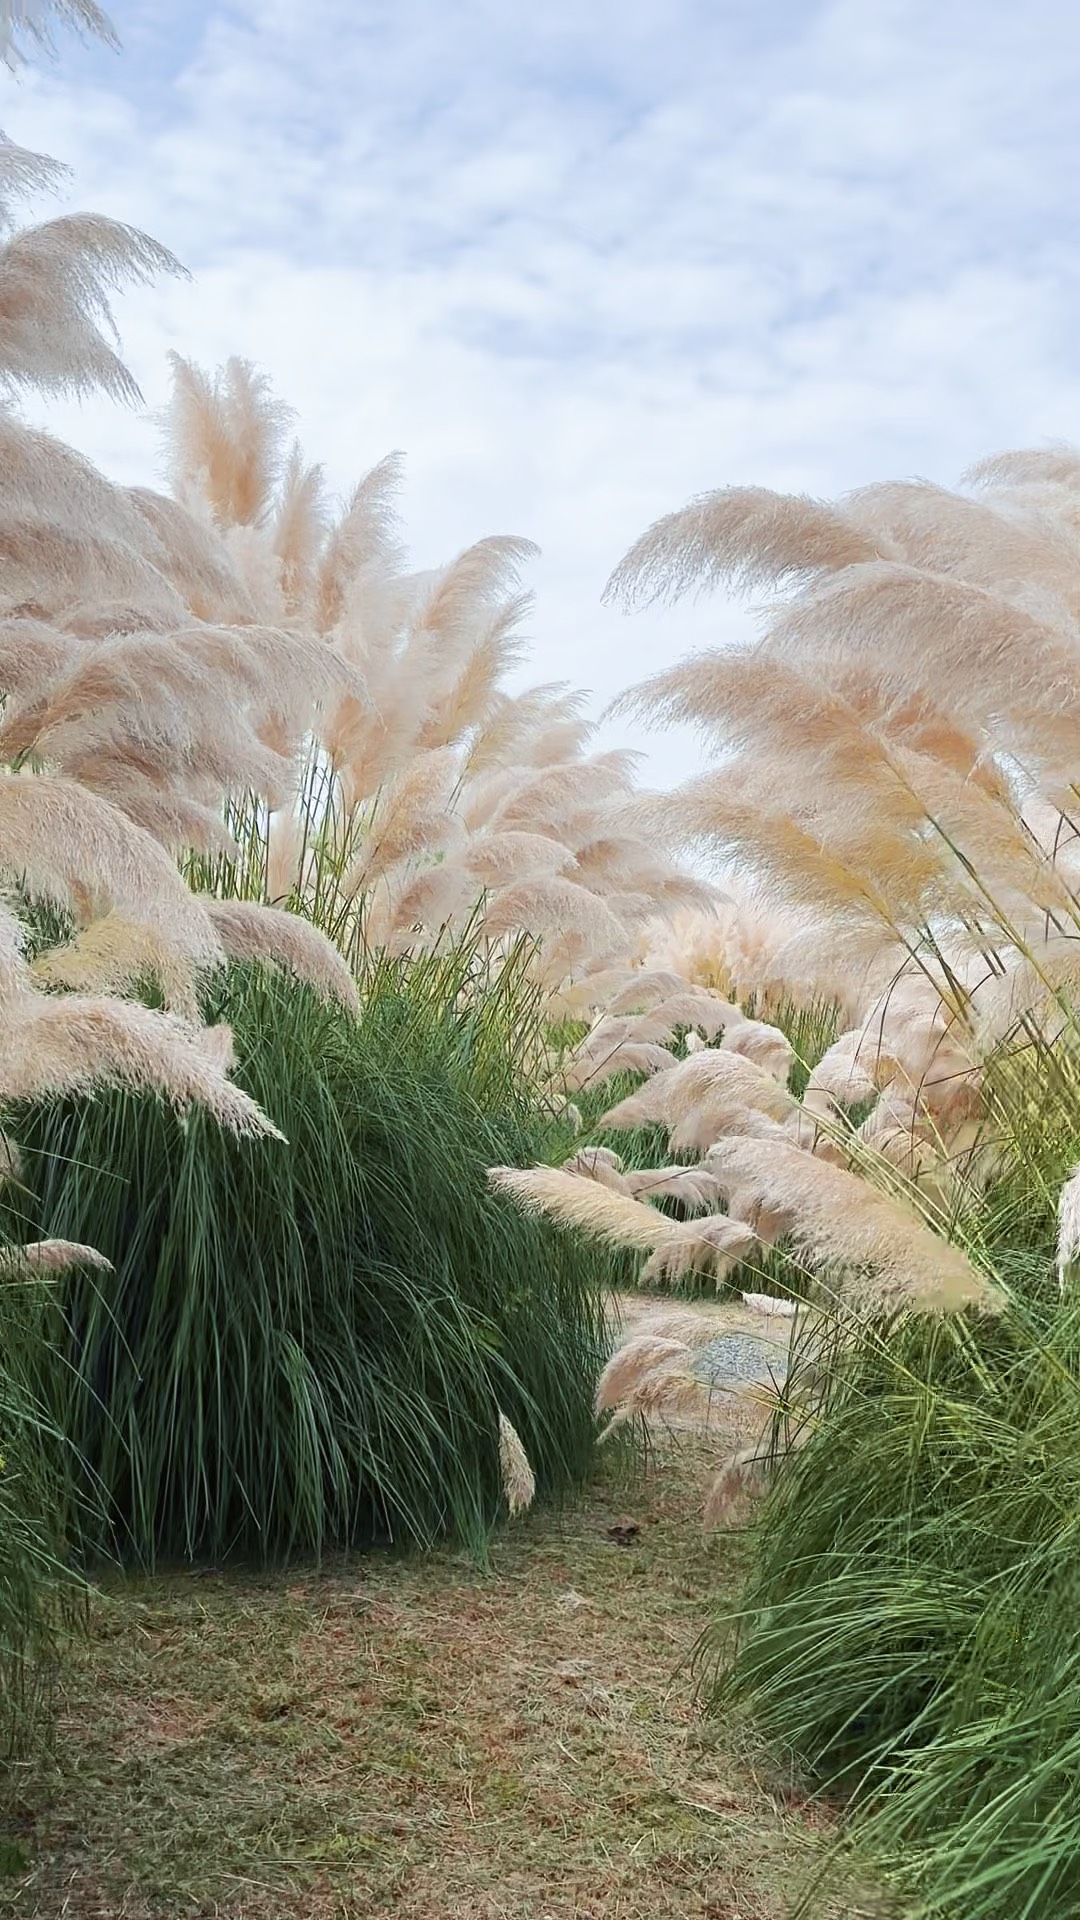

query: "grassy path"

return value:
[2, 1306, 854, 1919]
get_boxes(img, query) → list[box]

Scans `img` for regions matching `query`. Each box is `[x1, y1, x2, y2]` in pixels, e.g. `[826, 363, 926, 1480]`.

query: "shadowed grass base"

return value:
[0, 1287, 86, 1767]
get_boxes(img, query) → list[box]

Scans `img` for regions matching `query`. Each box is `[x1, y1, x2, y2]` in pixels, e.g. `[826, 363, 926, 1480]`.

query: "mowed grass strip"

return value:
[0, 1440, 870, 1920]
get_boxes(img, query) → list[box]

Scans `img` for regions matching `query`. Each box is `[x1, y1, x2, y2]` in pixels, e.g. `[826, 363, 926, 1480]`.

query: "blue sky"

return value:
[3, 0, 1079, 785]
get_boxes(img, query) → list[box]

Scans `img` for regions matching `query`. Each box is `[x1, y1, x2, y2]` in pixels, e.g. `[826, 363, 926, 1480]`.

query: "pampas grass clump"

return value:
[4, 950, 607, 1565]
[702, 1263, 1080, 1920]
[599, 443, 1080, 1918]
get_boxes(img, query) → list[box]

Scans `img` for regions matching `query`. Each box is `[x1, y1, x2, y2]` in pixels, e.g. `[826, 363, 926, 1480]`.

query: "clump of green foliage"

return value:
[703, 1150, 1080, 1920]
[4, 943, 609, 1567]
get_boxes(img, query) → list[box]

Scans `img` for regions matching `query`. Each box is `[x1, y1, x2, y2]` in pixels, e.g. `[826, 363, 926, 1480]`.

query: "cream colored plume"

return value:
[596, 1309, 785, 1442]
[651, 1048, 795, 1155]
[462, 831, 573, 888]
[0, 132, 68, 225]
[606, 970, 688, 1014]
[640, 893, 817, 1010]
[497, 1412, 535, 1516]
[0, 416, 170, 566]
[721, 1018, 794, 1084]
[975, 937, 1080, 1048]
[408, 532, 536, 640]
[489, 1164, 682, 1255]
[0, 615, 74, 698]
[0, 0, 116, 67]
[371, 862, 471, 952]
[575, 998, 739, 1054]
[595, 1065, 683, 1133]
[0, 773, 223, 969]
[6, 621, 367, 851]
[545, 968, 639, 1021]
[765, 919, 904, 1026]
[622, 1164, 721, 1211]
[31, 913, 204, 1018]
[641, 1213, 757, 1287]
[560, 1146, 632, 1192]
[481, 877, 628, 957]
[845, 982, 983, 1131]
[1057, 1164, 1080, 1293]
[856, 1092, 963, 1212]
[201, 898, 359, 1014]
[769, 563, 1080, 787]
[271, 444, 328, 617]
[0, 1238, 112, 1278]
[557, 1033, 676, 1093]
[127, 487, 255, 624]
[804, 1032, 885, 1114]
[313, 452, 406, 633]
[166, 354, 294, 530]
[0, 210, 185, 403]
[342, 749, 462, 893]
[0, 992, 283, 1139]
[604, 486, 891, 606]
[704, 1137, 999, 1315]
[614, 1304, 731, 1347]
[486, 753, 642, 839]
[488, 1163, 755, 1287]
[963, 445, 1080, 492]
[648, 990, 742, 1039]
[595, 1335, 710, 1429]
[842, 478, 1080, 621]
[0, 509, 184, 626]
[596, 1047, 793, 1148]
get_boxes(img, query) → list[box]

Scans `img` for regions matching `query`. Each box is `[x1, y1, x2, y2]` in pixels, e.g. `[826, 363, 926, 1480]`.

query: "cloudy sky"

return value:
[3, 0, 1078, 786]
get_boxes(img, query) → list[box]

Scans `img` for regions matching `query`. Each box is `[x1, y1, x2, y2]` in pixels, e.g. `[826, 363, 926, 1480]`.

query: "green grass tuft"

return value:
[702, 1278, 1080, 1920]
[3, 945, 610, 1568]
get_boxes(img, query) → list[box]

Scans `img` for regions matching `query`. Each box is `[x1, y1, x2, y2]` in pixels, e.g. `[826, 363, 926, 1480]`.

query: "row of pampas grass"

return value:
[483, 450, 1080, 1917]
[0, 4, 726, 1750]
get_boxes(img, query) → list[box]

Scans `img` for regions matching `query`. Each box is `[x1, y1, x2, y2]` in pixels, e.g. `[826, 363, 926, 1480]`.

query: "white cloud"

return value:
[2, 0, 1078, 791]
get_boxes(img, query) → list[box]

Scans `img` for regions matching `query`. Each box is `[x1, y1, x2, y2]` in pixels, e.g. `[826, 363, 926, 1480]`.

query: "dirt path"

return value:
[613, 1290, 794, 1353]
[611, 1289, 796, 1442]
[4, 1302, 856, 1920]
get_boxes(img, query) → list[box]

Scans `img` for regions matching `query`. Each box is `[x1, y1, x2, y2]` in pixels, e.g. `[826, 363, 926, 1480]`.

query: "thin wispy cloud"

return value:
[3, 0, 1078, 788]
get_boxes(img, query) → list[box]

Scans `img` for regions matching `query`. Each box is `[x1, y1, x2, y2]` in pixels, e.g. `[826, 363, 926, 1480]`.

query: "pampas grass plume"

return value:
[705, 1137, 999, 1315]
[0, 1237, 112, 1278]
[203, 898, 359, 1015]
[0, 991, 284, 1139]
[497, 1412, 535, 1516]
[1057, 1164, 1080, 1293]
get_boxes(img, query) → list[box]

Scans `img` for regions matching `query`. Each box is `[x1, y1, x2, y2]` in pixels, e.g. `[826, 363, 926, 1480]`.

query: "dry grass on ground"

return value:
[0, 1302, 869, 1920]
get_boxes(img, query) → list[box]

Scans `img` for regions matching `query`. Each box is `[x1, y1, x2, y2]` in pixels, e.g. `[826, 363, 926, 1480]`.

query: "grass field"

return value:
[0, 1308, 875, 1920]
